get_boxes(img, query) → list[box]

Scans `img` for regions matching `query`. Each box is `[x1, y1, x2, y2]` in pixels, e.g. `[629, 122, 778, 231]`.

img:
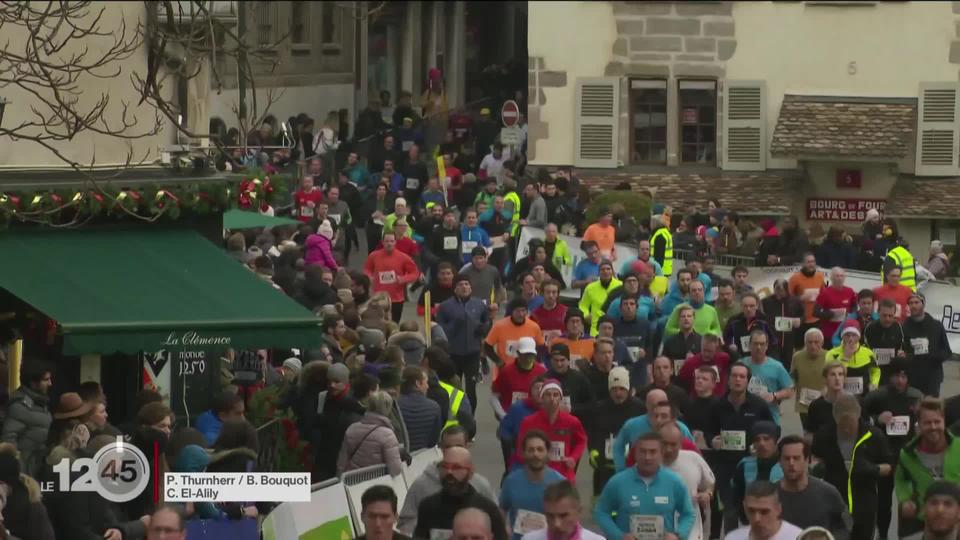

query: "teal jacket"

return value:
[594, 466, 695, 540]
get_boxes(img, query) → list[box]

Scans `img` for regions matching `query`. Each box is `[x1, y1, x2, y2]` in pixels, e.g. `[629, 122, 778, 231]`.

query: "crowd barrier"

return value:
[516, 226, 960, 352]
[262, 446, 443, 539]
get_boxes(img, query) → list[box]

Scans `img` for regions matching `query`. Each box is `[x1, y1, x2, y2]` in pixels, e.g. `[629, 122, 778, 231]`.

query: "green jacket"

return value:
[664, 303, 721, 338]
[550, 238, 572, 268]
[895, 431, 960, 515]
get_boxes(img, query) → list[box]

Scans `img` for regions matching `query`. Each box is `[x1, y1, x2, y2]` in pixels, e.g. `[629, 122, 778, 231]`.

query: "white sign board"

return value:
[500, 126, 523, 146]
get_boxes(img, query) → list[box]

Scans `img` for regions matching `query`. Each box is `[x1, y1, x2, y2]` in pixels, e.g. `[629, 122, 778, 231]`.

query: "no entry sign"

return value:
[501, 100, 519, 127]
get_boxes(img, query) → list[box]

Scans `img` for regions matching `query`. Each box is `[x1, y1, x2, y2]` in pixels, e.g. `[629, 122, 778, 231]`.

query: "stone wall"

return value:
[528, 56, 568, 162]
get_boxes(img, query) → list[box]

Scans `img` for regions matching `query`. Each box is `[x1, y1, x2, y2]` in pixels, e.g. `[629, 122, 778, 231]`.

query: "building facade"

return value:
[528, 0, 960, 261]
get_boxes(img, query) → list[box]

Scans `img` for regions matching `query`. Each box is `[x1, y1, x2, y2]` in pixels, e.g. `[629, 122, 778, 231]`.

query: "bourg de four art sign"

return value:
[806, 198, 886, 222]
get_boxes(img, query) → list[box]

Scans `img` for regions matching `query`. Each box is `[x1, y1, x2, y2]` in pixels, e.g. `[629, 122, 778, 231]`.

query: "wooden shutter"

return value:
[916, 83, 960, 176]
[574, 78, 620, 168]
[722, 80, 766, 171]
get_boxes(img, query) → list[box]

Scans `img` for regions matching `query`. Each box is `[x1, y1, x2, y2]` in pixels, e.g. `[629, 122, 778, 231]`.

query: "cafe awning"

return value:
[0, 228, 322, 355]
[223, 209, 300, 230]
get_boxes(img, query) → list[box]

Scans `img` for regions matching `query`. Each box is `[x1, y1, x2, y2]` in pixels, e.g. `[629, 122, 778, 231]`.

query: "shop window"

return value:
[679, 80, 717, 165]
[629, 79, 668, 164]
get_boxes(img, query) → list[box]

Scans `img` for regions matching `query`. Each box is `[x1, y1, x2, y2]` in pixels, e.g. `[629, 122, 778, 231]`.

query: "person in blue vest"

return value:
[594, 431, 695, 540]
[730, 421, 783, 527]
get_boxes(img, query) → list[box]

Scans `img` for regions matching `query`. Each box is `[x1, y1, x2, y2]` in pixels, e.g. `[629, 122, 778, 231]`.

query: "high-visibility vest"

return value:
[651, 227, 673, 276]
[504, 191, 521, 235]
[885, 246, 917, 291]
[438, 380, 464, 429]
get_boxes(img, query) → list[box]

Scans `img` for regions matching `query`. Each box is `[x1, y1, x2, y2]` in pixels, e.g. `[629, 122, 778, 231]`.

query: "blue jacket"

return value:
[173, 445, 224, 519]
[607, 294, 658, 325]
[613, 415, 694, 471]
[499, 400, 537, 442]
[459, 224, 492, 264]
[832, 312, 879, 346]
[594, 466, 696, 540]
[658, 281, 688, 330]
[436, 295, 491, 356]
[697, 272, 713, 303]
[195, 410, 222, 445]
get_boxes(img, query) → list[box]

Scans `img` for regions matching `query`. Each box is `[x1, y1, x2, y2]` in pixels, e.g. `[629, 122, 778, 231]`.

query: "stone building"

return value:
[528, 1, 960, 261]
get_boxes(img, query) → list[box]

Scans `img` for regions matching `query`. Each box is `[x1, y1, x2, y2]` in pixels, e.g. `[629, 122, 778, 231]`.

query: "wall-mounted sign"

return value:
[807, 198, 886, 222]
[836, 169, 862, 189]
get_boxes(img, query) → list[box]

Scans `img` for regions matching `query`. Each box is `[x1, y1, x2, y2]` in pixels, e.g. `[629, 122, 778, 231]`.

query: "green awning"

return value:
[223, 209, 300, 230]
[0, 229, 322, 355]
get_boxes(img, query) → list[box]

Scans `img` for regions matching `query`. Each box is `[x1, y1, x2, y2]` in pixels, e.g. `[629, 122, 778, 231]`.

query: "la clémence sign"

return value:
[806, 198, 886, 222]
[161, 331, 232, 347]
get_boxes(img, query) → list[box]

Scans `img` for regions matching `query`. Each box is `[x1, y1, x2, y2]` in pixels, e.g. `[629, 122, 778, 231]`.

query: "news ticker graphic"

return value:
[50, 436, 151, 503]
[164, 473, 312, 502]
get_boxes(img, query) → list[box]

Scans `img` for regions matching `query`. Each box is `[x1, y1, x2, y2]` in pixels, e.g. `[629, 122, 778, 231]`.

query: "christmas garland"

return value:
[0, 169, 291, 226]
[247, 385, 313, 472]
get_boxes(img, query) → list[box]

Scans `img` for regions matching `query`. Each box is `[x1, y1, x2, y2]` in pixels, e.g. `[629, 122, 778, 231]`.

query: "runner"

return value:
[500, 430, 565, 540]
[514, 379, 587, 483]
[364, 232, 421, 322]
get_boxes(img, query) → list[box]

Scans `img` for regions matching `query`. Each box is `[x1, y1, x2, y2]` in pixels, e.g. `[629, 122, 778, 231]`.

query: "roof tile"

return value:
[886, 177, 960, 217]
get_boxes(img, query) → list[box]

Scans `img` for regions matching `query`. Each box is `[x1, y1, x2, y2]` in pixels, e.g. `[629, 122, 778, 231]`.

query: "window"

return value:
[322, 2, 337, 45]
[256, 2, 276, 48]
[629, 80, 668, 164]
[679, 80, 717, 164]
[290, 3, 309, 47]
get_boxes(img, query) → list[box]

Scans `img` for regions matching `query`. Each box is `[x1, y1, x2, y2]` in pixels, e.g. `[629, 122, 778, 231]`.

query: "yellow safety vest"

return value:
[885, 246, 916, 291]
[438, 380, 464, 429]
[651, 227, 673, 276]
[504, 191, 521, 236]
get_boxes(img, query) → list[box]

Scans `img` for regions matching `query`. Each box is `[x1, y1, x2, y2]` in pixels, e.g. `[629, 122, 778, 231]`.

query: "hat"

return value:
[337, 288, 355, 305]
[609, 367, 630, 391]
[282, 358, 302, 374]
[318, 220, 334, 240]
[517, 337, 537, 355]
[539, 379, 563, 398]
[750, 420, 780, 441]
[840, 319, 861, 339]
[359, 326, 386, 351]
[54, 392, 93, 420]
[925, 480, 960, 504]
[506, 298, 527, 314]
[909, 292, 925, 305]
[327, 363, 350, 384]
[549, 343, 570, 359]
[888, 357, 909, 376]
[471, 246, 487, 257]
[463, 173, 477, 184]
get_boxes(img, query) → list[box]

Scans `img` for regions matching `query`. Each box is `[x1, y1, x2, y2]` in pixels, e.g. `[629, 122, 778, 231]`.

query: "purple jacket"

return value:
[305, 234, 338, 270]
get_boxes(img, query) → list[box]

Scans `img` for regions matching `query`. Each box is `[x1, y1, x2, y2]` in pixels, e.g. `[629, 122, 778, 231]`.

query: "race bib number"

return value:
[605, 436, 614, 460]
[802, 288, 820, 302]
[378, 271, 397, 285]
[505, 340, 519, 358]
[628, 346, 641, 363]
[799, 387, 822, 406]
[739, 335, 751, 352]
[406, 177, 420, 190]
[747, 376, 768, 396]
[774, 317, 793, 332]
[462, 240, 478, 253]
[429, 529, 452, 540]
[300, 206, 314, 217]
[491, 236, 506, 249]
[329, 213, 341, 225]
[673, 358, 685, 376]
[911, 337, 930, 355]
[887, 415, 911, 436]
[511, 391, 528, 404]
[721, 430, 747, 451]
[562, 396, 572, 411]
[844, 376, 864, 395]
[875, 348, 895, 366]
[629, 515, 664, 540]
[402, 140, 414, 152]
[548, 441, 565, 461]
[543, 330, 562, 344]
[441, 237, 457, 251]
[895, 304, 903, 319]
[830, 308, 847, 322]
[514, 510, 547, 535]
[710, 287, 719, 300]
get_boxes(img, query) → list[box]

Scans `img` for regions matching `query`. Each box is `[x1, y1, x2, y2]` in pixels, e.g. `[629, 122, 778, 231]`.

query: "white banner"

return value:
[515, 227, 960, 352]
[262, 480, 354, 540]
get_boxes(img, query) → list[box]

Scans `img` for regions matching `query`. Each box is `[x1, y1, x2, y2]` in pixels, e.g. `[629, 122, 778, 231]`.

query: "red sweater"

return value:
[515, 410, 587, 482]
[677, 351, 731, 396]
[364, 248, 420, 302]
[873, 284, 913, 322]
[815, 286, 857, 339]
[492, 362, 548, 413]
[294, 188, 323, 223]
[530, 303, 568, 344]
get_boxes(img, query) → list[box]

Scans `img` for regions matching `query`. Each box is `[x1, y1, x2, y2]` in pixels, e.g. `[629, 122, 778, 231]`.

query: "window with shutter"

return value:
[574, 78, 620, 168]
[916, 83, 960, 176]
[722, 81, 766, 171]
[256, 2, 276, 48]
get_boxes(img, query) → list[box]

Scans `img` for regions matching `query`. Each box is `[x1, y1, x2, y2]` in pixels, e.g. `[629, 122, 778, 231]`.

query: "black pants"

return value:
[390, 301, 404, 323]
[877, 464, 896, 539]
[450, 352, 481, 413]
[366, 224, 383, 255]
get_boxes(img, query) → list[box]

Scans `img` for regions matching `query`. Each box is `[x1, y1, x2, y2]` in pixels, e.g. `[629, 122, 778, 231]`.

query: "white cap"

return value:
[517, 336, 537, 355]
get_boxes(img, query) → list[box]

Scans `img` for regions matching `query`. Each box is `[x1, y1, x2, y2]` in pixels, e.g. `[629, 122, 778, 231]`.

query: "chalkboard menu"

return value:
[141, 345, 221, 421]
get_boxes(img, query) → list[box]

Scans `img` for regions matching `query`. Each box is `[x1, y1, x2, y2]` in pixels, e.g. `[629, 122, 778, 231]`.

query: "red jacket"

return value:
[514, 409, 587, 482]
[364, 248, 420, 303]
[677, 351, 731, 396]
[294, 188, 323, 223]
[492, 363, 548, 413]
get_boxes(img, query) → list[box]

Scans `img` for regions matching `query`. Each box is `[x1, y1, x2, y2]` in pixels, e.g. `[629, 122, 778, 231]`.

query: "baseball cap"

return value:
[517, 337, 537, 355]
[609, 366, 630, 391]
[549, 343, 570, 359]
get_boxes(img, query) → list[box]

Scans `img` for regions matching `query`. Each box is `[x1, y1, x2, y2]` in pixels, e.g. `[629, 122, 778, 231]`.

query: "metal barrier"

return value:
[256, 418, 281, 473]
[675, 247, 757, 268]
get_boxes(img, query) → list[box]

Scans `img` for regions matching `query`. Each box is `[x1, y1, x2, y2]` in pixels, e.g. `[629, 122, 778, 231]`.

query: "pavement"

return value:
[347, 237, 960, 538]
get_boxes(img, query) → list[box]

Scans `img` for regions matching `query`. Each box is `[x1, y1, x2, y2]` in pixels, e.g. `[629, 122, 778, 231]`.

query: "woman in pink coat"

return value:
[305, 220, 339, 270]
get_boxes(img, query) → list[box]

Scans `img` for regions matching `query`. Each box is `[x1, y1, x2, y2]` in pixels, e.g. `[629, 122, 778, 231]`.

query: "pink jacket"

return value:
[305, 234, 338, 270]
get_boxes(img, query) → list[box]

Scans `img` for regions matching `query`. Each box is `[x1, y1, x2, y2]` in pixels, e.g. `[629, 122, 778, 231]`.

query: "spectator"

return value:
[397, 366, 442, 452]
[1, 362, 52, 478]
[338, 390, 403, 477]
[145, 505, 187, 540]
[925, 240, 950, 280]
[817, 227, 856, 269]
[767, 215, 809, 266]
[194, 393, 245, 446]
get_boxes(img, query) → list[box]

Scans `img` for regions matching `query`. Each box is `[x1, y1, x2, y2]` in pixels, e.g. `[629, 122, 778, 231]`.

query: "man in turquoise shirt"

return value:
[595, 431, 695, 540]
[612, 389, 694, 472]
[738, 329, 795, 425]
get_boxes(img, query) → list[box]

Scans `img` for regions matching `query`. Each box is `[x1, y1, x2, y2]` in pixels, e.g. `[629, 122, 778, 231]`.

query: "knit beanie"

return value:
[327, 363, 350, 384]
